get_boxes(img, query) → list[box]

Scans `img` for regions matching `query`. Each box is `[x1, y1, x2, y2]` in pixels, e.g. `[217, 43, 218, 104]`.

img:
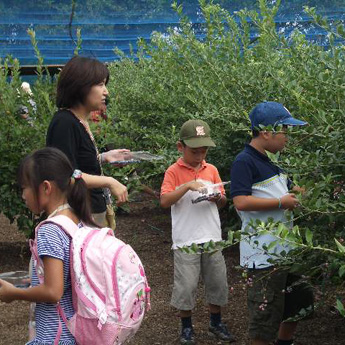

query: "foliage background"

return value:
[0, 0, 344, 305]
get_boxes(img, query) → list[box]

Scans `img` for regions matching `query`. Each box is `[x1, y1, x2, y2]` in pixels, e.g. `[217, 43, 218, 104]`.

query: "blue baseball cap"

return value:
[249, 101, 308, 130]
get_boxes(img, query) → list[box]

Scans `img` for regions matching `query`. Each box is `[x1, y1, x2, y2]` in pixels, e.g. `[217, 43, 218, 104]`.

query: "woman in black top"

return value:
[47, 56, 128, 225]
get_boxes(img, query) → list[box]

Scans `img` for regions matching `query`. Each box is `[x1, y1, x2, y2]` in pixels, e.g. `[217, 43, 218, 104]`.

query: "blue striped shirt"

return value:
[27, 223, 76, 345]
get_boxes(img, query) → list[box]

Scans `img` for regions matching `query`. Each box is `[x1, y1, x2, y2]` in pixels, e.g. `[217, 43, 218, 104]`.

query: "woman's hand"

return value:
[108, 178, 128, 205]
[0, 279, 16, 303]
[102, 149, 131, 164]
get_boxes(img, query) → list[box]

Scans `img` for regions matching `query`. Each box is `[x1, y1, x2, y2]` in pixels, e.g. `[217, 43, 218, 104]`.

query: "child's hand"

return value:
[281, 193, 300, 210]
[291, 185, 306, 195]
[109, 178, 128, 205]
[0, 279, 16, 303]
[186, 181, 205, 192]
[207, 193, 222, 203]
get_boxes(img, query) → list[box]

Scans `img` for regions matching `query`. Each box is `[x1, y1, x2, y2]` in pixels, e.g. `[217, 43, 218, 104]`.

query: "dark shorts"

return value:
[247, 268, 314, 342]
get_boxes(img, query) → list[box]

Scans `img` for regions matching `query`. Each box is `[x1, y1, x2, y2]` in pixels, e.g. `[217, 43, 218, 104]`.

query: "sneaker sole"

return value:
[180, 336, 196, 345]
[208, 331, 236, 343]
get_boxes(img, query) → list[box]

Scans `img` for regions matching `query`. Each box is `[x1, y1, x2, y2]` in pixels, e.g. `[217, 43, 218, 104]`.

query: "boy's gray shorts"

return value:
[171, 249, 228, 310]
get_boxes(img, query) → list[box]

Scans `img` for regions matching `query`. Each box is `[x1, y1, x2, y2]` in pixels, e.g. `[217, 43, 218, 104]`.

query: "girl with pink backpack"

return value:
[0, 147, 149, 344]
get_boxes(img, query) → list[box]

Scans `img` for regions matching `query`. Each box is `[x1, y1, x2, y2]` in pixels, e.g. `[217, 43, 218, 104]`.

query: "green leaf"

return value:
[191, 243, 200, 253]
[267, 240, 278, 252]
[305, 229, 313, 245]
[336, 299, 345, 317]
[335, 239, 345, 254]
[227, 230, 234, 244]
[276, 223, 285, 237]
[338, 265, 345, 278]
[336, 24, 345, 37]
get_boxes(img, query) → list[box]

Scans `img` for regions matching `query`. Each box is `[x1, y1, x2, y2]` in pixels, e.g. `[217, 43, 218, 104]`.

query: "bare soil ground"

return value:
[0, 198, 344, 345]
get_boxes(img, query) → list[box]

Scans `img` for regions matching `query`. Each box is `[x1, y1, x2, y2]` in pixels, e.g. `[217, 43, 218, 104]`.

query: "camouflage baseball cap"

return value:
[179, 119, 216, 148]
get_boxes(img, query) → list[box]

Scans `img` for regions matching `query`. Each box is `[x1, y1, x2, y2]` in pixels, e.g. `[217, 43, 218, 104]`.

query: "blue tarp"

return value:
[1, 0, 345, 66]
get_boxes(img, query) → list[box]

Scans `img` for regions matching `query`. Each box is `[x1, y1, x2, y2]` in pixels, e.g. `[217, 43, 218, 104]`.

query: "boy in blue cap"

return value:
[230, 102, 313, 345]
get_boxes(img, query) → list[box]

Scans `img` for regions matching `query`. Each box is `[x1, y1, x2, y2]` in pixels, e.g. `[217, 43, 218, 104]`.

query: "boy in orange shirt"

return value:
[161, 119, 235, 344]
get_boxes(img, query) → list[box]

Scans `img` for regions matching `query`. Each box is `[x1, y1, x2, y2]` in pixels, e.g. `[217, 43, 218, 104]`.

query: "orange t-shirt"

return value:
[161, 158, 224, 249]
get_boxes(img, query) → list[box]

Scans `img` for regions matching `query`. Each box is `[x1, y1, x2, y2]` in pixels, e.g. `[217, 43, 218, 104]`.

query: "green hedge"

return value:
[1, 1, 344, 297]
[95, 0, 345, 300]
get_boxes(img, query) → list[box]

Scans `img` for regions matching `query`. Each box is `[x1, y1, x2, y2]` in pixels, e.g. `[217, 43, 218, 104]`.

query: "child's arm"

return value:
[160, 181, 205, 208]
[233, 193, 299, 211]
[0, 256, 64, 304]
[81, 172, 128, 205]
[231, 158, 300, 212]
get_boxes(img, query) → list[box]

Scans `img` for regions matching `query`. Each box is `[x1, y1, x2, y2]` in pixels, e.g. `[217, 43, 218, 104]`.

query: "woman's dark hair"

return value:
[56, 56, 109, 109]
[18, 147, 97, 226]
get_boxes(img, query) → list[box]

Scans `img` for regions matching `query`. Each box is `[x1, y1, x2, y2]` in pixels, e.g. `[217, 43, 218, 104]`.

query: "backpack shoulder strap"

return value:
[38, 214, 80, 238]
[31, 215, 79, 285]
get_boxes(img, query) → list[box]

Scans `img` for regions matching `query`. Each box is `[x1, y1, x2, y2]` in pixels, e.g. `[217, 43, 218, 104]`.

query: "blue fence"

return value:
[1, 0, 345, 66]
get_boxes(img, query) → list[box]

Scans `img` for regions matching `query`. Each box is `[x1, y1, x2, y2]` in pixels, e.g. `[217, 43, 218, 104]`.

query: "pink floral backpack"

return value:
[30, 214, 150, 345]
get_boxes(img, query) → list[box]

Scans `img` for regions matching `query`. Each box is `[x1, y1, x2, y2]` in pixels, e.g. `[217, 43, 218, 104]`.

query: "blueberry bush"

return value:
[0, 0, 344, 309]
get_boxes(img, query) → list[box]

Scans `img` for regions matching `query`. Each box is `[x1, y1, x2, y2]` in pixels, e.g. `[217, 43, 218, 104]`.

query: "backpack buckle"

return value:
[97, 310, 108, 330]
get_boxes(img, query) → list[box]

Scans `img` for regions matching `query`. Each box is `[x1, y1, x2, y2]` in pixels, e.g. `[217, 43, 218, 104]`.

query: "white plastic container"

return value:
[192, 181, 230, 204]
[109, 151, 164, 164]
[0, 271, 30, 288]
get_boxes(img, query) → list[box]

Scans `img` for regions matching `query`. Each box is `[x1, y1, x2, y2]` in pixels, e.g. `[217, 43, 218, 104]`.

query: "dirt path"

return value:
[0, 200, 344, 344]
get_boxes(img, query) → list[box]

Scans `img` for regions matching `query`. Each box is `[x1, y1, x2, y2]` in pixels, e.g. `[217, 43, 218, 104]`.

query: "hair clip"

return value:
[72, 169, 82, 180]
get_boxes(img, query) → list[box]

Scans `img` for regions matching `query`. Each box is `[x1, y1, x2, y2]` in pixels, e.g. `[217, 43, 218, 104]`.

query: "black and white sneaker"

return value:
[180, 327, 196, 344]
[208, 322, 236, 343]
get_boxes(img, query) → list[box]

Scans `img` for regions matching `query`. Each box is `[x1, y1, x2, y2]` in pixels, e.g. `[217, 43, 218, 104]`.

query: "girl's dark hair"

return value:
[56, 56, 109, 109]
[18, 147, 97, 226]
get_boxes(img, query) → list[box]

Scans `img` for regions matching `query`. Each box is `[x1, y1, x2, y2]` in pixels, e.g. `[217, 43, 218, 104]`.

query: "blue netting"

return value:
[1, 0, 345, 66]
